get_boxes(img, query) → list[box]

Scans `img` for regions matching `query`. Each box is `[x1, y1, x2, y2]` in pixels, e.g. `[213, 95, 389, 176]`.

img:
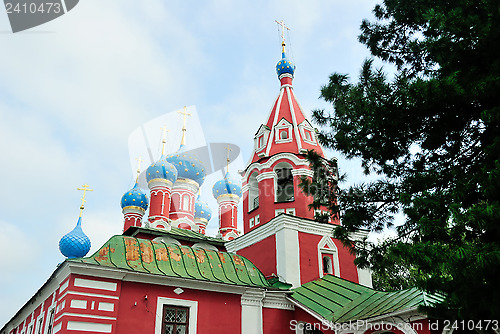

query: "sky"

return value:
[0, 0, 381, 326]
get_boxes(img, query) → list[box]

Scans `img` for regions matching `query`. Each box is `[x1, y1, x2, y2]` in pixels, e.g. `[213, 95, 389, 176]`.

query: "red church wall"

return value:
[298, 233, 359, 284]
[115, 281, 241, 334]
[263, 308, 294, 334]
[236, 235, 277, 278]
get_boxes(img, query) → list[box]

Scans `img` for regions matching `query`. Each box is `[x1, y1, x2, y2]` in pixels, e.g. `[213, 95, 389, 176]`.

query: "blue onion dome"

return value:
[276, 51, 295, 77]
[212, 172, 242, 199]
[194, 196, 212, 222]
[166, 146, 207, 186]
[146, 154, 178, 184]
[121, 183, 148, 210]
[59, 217, 91, 258]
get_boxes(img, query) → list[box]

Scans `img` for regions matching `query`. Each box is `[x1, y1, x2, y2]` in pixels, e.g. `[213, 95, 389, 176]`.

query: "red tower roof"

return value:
[249, 69, 325, 165]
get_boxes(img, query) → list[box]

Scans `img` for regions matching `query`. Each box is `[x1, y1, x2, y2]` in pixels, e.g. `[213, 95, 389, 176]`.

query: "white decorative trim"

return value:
[155, 297, 198, 334]
[265, 89, 286, 157]
[73, 278, 117, 292]
[241, 290, 264, 334]
[97, 302, 114, 312]
[70, 300, 87, 309]
[244, 153, 309, 181]
[317, 236, 340, 278]
[255, 172, 275, 182]
[262, 291, 294, 310]
[66, 321, 112, 333]
[290, 168, 314, 178]
[56, 313, 116, 321]
[59, 291, 120, 302]
[286, 86, 303, 152]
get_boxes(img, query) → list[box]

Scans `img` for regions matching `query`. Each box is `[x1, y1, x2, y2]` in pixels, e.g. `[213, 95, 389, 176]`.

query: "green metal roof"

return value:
[290, 275, 444, 323]
[123, 226, 226, 246]
[70, 235, 270, 288]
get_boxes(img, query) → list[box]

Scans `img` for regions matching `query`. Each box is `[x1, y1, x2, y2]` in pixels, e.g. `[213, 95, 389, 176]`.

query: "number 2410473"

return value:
[5, 2, 62, 14]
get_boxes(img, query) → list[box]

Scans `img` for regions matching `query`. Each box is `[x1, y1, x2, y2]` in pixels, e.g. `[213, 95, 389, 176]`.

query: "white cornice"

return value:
[262, 291, 294, 310]
[244, 153, 309, 180]
[66, 262, 263, 296]
[256, 172, 275, 182]
[290, 168, 313, 177]
[226, 214, 339, 252]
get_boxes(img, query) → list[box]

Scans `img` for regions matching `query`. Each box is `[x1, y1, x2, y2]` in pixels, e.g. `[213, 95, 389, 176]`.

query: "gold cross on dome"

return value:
[225, 144, 232, 172]
[275, 20, 290, 46]
[160, 125, 169, 155]
[177, 106, 192, 146]
[135, 156, 144, 181]
[77, 184, 93, 216]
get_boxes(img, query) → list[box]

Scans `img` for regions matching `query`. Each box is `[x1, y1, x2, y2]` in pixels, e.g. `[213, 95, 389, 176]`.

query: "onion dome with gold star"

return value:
[121, 182, 148, 210]
[194, 195, 212, 222]
[167, 146, 206, 186]
[146, 154, 178, 184]
[212, 172, 242, 199]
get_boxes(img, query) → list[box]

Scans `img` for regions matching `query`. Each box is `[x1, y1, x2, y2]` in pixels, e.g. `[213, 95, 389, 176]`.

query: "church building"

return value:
[2, 26, 445, 334]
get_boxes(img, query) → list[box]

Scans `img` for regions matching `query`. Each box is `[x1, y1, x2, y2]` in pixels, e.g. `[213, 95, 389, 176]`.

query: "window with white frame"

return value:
[275, 209, 285, 216]
[36, 316, 44, 334]
[275, 162, 294, 203]
[249, 217, 255, 228]
[275, 118, 293, 144]
[45, 308, 55, 334]
[299, 120, 317, 145]
[247, 172, 259, 212]
[286, 208, 296, 215]
[162, 305, 189, 334]
[155, 297, 197, 334]
[254, 125, 270, 152]
[254, 214, 260, 225]
[317, 236, 340, 278]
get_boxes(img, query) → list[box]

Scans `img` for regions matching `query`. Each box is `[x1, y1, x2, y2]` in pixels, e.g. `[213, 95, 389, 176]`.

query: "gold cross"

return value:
[135, 156, 144, 181]
[160, 125, 169, 155]
[275, 20, 290, 46]
[77, 184, 93, 216]
[225, 145, 232, 172]
[177, 106, 192, 146]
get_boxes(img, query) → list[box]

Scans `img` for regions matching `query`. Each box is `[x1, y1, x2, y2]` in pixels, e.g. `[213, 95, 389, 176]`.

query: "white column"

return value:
[275, 217, 301, 287]
[241, 290, 264, 334]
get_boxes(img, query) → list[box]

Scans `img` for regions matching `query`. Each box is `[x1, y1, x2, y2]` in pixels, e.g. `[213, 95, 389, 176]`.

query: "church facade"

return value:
[2, 34, 445, 334]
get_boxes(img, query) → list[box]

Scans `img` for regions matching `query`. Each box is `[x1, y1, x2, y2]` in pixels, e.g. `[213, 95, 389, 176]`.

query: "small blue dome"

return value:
[167, 146, 207, 186]
[121, 183, 148, 210]
[59, 217, 91, 258]
[276, 52, 295, 77]
[146, 155, 178, 184]
[212, 172, 242, 199]
[194, 196, 212, 222]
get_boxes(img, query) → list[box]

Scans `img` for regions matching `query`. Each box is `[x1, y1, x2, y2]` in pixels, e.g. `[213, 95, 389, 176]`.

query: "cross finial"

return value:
[77, 184, 93, 217]
[135, 156, 144, 182]
[160, 125, 169, 155]
[177, 106, 192, 146]
[275, 20, 290, 53]
[225, 144, 232, 173]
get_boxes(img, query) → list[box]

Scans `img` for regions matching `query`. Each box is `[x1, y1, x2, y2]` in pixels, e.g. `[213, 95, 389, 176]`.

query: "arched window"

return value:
[275, 162, 294, 203]
[248, 172, 259, 211]
[280, 130, 288, 140]
[322, 255, 333, 274]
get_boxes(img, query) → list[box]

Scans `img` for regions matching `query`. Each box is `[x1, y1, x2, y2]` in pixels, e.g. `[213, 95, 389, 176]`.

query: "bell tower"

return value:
[227, 22, 370, 289]
[241, 21, 333, 234]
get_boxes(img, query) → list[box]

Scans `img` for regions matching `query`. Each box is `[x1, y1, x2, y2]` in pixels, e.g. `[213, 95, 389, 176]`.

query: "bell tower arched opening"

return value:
[275, 162, 294, 203]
